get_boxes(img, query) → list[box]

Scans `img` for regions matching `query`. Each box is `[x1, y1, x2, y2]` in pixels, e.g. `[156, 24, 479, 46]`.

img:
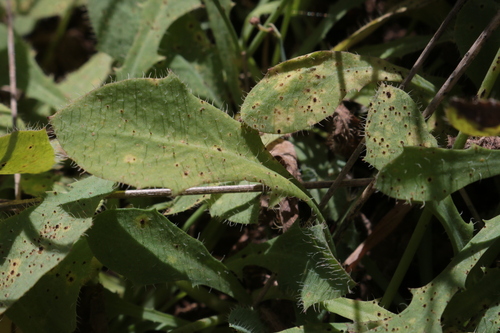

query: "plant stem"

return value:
[380, 207, 433, 309]
[319, 138, 366, 210]
[452, 132, 469, 150]
[246, 0, 293, 58]
[182, 203, 208, 232]
[271, 0, 293, 64]
[0, 178, 374, 211]
[477, 46, 500, 99]
[5, 0, 20, 200]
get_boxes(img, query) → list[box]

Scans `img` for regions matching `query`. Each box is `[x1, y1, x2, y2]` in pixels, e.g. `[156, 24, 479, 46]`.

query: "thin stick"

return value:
[5, 0, 21, 200]
[399, 0, 467, 89]
[422, 10, 500, 119]
[319, 137, 366, 210]
[0, 178, 374, 211]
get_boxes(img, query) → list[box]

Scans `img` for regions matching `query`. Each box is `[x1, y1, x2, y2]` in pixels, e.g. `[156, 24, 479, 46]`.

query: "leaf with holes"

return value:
[49, 73, 323, 220]
[240, 51, 436, 134]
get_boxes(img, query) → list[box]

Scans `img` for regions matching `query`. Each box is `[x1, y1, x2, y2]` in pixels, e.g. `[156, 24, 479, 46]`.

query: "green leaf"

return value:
[369, 215, 500, 332]
[204, 0, 242, 105]
[376, 145, 500, 202]
[0, 104, 25, 135]
[21, 171, 61, 196]
[87, 0, 148, 63]
[58, 52, 114, 100]
[0, 24, 66, 109]
[442, 268, 500, 331]
[155, 13, 228, 107]
[226, 224, 355, 310]
[321, 298, 393, 323]
[208, 182, 261, 225]
[87, 208, 250, 302]
[49, 74, 322, 220]
[240, 51, 436, 134]
[115, 0, 202, 79]
[365, 84, 437, 170]
[228, 306, 269, 333]
[0, 129, 54, 174]
[154, 194, 208, 215]
[428, 197, 473, 254]
[6, 238, 95, 333]
[0, 176, 115, 313]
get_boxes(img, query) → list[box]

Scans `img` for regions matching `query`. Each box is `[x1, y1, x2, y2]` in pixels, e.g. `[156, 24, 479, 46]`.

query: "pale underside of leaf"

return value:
[240, 51, 435, 134]
[50, 74, 321, 219]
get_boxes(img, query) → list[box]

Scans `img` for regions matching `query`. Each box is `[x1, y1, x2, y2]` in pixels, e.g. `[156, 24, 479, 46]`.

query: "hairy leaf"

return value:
[0, 176, 115, 313]
[442, 268, 500, 331]
[365, 84, 437, 170]
[226, 224, 355, 310]
[377, 145, 500, 202]
[228, 306, 269, 333]
[50, 74, 322, 219]
[87, 208, 249, 302]
[6, 239, 95, 333]
[240, 51, 435, 134]
[370, 215, 500, 332]
[428, 197, 473, 254]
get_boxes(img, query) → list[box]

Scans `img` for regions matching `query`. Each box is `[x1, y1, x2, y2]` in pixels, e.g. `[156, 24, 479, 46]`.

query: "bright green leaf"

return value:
[321, 298, 393, 323]
[0, 129, 54, 174]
